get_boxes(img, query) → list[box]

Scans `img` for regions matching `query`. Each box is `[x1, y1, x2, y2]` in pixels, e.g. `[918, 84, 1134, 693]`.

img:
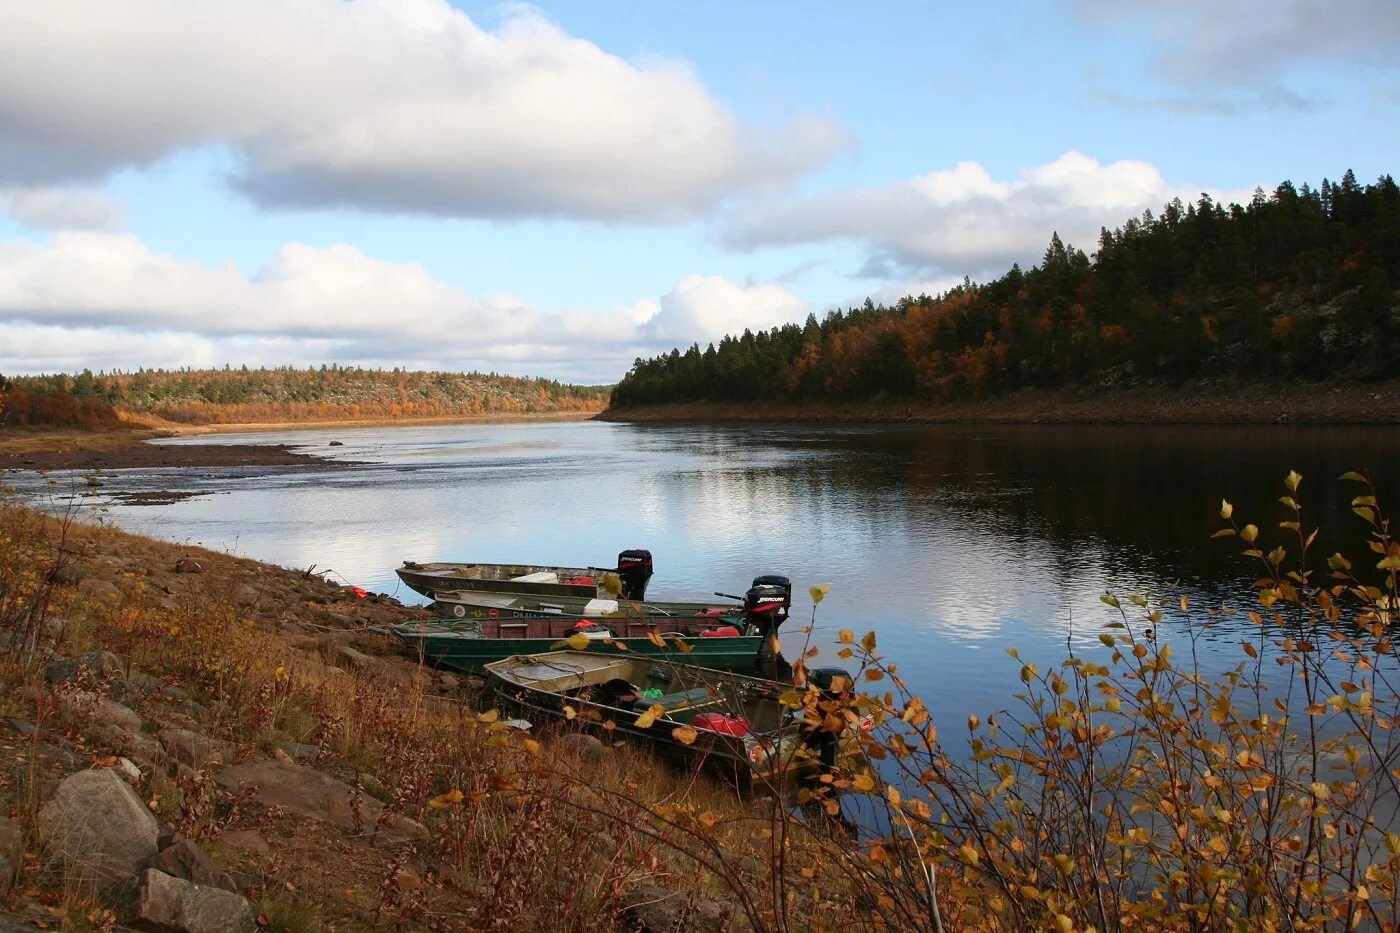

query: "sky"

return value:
[1, 0, 1397, 384]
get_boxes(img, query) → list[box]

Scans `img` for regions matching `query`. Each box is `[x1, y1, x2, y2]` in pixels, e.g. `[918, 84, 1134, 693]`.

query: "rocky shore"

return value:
[0, 504, 760, 930]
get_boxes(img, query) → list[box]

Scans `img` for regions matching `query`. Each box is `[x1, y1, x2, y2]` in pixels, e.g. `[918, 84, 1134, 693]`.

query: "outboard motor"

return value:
[805, 666, 855, 769]
[745, 575, 792, 633]
[809, 667, 854, 701]
[616, 549, 654, 600]
[746, 575, 793, 681]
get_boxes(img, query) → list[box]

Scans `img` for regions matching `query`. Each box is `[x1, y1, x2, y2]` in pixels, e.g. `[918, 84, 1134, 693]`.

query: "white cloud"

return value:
[0, 187, 125, 231]
[0, 232, 804, 382]
[722, 151, 1256, 279]
[0, 0, 845, 221]
[643, 274, 808, 345]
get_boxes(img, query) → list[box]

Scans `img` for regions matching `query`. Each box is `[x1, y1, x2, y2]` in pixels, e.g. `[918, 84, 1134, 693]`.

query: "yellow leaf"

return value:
[1053, 915, 1073, 933]
[958, 844, 979, 866]
[1340, 471, 1367, 482]
[428, 789, 465, 809]
[852, 772, 875, 792]
[1220, 499, 1234, 519]
[838, 630, 854, 645]
[1099, 633, 1115, 647]
[563, 705, 577, 720]
[1285, 470, 1301, 493]
[634, 704, 665, 729]
[808, 584, 830, 605]
[522, 738, 541, 755]
[646, 629, 666, 648]
[477, 709, 499, 724]
[671, 725, 698, 745]
[1240, 524, 1259, 543]
[861, 630, 877, 652]
[886, 786, 901, 807]
[1310, 782, 1330, 800]
[967, 713, 980, 731]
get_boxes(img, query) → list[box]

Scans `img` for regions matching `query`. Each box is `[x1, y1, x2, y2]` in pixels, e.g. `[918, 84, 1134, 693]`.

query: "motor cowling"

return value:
[616, 549, 654, 600]
[743, 583, 790, 632]
[809, 667, 854, 700]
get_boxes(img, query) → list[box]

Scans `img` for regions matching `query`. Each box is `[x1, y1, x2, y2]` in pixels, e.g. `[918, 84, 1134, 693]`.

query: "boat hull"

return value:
[396, 631, 762, 674]
[432, 591, 740, 620]
[397, 562, 611, 599]
[483, 651, 864, 786]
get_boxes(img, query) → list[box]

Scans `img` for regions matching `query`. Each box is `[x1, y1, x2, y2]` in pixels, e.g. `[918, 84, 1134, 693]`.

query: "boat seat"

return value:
[635, 687, 716, 713]
[511, 571, 559, 584]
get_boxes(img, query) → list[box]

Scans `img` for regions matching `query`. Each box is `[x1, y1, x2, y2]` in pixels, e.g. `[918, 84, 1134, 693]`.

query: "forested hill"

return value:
[6, 367, 609, 425]
[611, 172, 1400, 410]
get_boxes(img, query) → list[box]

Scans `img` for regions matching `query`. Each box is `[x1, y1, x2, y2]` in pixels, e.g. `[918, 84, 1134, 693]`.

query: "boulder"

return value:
[560, 734, 606, 766]
[214, 760, 427, 844]
[158, 729, 229, 769]
[44, 651, 124, 685]
[50, 563, 83, 586]
[334, 646, 377, 670]
[133, 869, 256, 932]
[58, 691, 142, 733]
[273, 740, 317, 764]
[39, 768, 160, 892]
[625, 881, 733, 932]
[146, 838, 237, 893]
[232, 585, 261, 609]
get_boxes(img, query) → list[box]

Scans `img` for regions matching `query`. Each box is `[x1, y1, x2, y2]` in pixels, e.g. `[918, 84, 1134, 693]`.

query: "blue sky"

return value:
[1, 0, 1396, 382]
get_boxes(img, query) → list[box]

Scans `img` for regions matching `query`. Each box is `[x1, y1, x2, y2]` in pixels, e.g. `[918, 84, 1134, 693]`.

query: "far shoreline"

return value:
[599, 379, 1400, 427]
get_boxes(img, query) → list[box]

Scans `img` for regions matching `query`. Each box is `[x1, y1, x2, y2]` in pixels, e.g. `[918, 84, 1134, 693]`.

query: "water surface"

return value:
[10, 419, 1400, 733]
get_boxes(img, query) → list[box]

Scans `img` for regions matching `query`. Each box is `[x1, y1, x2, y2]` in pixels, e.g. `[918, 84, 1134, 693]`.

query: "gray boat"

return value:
[398, 549, 652, 600]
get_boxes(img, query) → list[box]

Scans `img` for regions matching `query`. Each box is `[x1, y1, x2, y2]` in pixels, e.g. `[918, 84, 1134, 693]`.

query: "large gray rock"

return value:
[625, 881, 733, 932]
[146, 838, 236, 893]
[58, 690, 142, 733]
[44, 651, 124, 686]
[561, 734, 606, 765]
[38, 768, 160, 892]
[134, 869, 255, 932]
[158, 729, 229, 769]
[214, 759, 426, 844]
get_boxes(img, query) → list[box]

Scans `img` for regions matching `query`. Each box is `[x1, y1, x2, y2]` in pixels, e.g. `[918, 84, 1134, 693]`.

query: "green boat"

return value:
[397, 577, 796, 675]
[431, 589, 747, 621]
[392, 614, 760, 673]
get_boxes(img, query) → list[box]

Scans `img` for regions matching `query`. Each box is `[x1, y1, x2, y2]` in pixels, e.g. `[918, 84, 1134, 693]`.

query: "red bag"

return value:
[699, 626, 741, 638]
[692, 713, 751, 736]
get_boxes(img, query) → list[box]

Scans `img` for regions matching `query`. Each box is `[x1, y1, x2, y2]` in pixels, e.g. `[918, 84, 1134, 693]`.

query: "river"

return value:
[8, 418, 1400, 734]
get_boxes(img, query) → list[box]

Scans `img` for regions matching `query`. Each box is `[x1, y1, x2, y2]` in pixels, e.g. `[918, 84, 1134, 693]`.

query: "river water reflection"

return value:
[10, 419, 1400, 734]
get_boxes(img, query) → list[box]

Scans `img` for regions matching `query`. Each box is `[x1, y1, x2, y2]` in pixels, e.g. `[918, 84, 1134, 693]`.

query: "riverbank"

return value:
[602, 378, 1400, 425]
[0, 500, 836, 929]
[0, 411, 597, 471]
